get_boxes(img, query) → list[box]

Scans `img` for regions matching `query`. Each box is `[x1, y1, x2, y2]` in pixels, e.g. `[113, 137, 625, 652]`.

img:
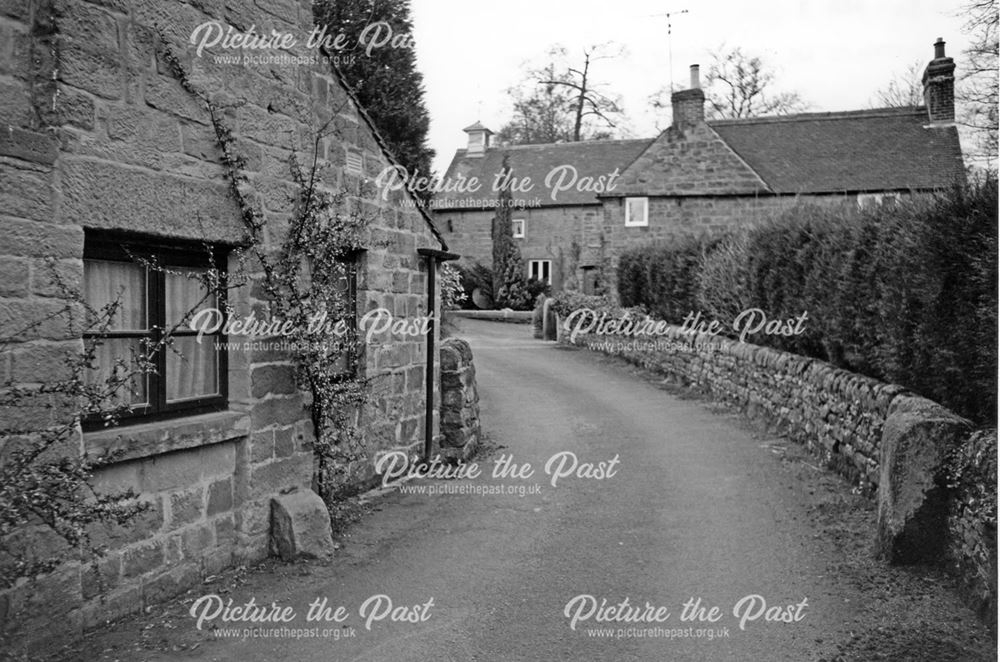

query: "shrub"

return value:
[615, 178, 998, 426]
[696, 230, 751, 327]
[440, 263, 466, 311]
[525, 278, 551, 305]
[454, 262, 545, 311]
[617, 235, 709, 323]
[456, 262, 493, 309]
[491, 156, 532, 310]
[739, 204, 854, 358]
[864, 178, 997, 425]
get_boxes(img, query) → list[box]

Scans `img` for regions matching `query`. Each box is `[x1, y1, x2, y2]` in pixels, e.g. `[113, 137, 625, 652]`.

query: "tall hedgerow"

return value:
[616, 235, 710, 322]
[619, 177, 998, 425]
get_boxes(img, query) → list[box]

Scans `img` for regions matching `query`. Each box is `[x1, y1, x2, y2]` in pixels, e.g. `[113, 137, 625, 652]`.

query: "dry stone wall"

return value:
[567, 324, 995, 621]
[439, 338, 480, 459]
[572, 327, 898, 488]
[946, 429, 997, 624]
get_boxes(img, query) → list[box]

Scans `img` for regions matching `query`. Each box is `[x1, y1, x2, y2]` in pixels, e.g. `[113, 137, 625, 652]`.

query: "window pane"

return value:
[87, 337, 149, 408]
[626, 197, 647, 225]
[84, 260, 146, 331]
[166, 268, 217, 328]
[166, 335, 219, 402]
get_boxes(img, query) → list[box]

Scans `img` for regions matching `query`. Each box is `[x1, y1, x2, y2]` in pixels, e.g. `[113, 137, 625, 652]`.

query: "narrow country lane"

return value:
[68, 319, 992, 662]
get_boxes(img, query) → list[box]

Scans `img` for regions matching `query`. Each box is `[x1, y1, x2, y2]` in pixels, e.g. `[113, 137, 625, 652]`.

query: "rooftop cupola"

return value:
[463, 121, 493, 156]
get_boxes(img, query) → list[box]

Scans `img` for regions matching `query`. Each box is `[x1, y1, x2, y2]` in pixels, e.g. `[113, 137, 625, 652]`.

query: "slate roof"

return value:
[708, 107, 965, 194]
[463, 121, 493, 133]
[437, 108, 964, 211]
[437, 139, 652, 208]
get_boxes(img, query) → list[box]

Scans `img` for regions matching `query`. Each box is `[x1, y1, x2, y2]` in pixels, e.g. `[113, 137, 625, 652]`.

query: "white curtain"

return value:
[83, 260, 148, 406]
[83, 260, 146, 330]
[166, 268, 218, 401]
[84, 261, 219, 404]
[165, 268, 216, 327]
[166, 336, 218, 402]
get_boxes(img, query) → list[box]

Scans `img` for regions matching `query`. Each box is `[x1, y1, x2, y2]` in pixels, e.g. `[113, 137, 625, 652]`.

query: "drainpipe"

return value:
[417, 248, 460, 461]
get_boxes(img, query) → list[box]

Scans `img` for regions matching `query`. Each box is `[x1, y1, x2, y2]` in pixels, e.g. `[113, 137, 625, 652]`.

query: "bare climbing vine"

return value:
[159, 39, 378, 498]
[0, 28, 382, 589]
[0, 259, 228, 588]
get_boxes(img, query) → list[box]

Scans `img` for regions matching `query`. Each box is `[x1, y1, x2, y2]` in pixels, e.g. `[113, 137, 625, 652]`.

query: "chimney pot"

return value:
[690, 64, 700, 89]
[934, 38, 946, 59]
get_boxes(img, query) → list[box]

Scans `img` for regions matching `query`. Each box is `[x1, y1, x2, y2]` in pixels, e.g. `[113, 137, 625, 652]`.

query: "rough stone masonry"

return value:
[0, 0, 445, 651]
[439, 337, 481, 459]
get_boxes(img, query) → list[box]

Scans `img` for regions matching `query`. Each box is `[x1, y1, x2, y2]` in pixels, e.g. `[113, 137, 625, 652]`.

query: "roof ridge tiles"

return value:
[707, 106, 926, 126]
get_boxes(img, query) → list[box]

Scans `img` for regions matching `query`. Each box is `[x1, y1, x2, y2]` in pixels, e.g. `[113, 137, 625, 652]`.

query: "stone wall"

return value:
[571, 326, 898, 488]
[436, 204, 602, 291]
[609, 121, 769, 197]
[566, 324, 996, 621]
[0, 0, 442, 651]
[438, 338, 481, 460]
[946, 429, 998, 625]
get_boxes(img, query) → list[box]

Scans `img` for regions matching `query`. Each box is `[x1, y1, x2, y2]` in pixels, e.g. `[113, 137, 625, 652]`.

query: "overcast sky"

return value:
[410, 0, 977, 173]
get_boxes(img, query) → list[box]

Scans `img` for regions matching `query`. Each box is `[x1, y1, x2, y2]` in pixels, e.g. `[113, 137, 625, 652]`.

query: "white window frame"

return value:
[512, 218, 525, 238]
[528, 259, 552, 285]
[857, 192, 901, 210]
[624, 197, 649, 227]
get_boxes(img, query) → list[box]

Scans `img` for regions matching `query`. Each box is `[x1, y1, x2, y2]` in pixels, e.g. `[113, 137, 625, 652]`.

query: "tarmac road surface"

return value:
[98, 318, 984, 661]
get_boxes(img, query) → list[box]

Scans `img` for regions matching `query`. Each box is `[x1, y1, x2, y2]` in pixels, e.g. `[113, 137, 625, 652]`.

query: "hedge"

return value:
[617, 235, 718, 322]
[616, 177, 998, 426]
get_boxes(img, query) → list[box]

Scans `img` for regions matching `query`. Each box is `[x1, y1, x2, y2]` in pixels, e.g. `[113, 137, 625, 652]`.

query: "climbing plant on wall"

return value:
[160, 43, 378, 498]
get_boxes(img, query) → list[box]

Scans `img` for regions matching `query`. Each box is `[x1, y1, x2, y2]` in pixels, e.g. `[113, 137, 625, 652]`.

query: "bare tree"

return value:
[497, 62, 575, 145]
[871, 61, 925, 107]
[647, 85, 678, 131]
[497, 45, 625, 145]
[703, 45, 808, 119]
[957, 0, 998, 162]
[539, 44, 624, 141]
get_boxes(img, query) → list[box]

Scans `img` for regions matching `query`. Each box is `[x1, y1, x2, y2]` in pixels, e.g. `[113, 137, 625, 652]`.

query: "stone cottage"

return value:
[597, 39, 965, 288]
[0, 0, 450, 650]
[436, 40, 965, 296]
[434, 126, 649, 293]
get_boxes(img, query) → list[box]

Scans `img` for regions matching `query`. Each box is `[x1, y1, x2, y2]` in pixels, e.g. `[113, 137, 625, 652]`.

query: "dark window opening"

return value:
[82, 231, 229, 430]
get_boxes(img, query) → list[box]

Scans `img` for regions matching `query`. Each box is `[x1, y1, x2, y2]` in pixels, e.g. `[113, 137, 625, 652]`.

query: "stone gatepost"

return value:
[439, 338, 481, 460]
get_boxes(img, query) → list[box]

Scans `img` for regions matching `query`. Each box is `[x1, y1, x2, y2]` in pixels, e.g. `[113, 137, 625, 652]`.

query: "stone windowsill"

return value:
[83, 410, 251, 463]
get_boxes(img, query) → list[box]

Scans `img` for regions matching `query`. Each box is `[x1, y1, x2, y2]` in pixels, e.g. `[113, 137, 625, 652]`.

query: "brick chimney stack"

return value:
[671, 64, 705, 131]
[922, 38, 955, 125]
